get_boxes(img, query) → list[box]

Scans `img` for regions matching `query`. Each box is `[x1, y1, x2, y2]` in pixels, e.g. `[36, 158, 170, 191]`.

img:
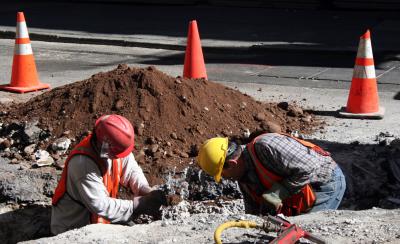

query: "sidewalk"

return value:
[1, 2, 400, 53]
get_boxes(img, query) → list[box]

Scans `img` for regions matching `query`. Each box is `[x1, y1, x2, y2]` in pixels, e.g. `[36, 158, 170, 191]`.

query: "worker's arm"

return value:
[119, 153, 167, 216]
[119, 153, 152, 196]
[67, 155, 136, 223]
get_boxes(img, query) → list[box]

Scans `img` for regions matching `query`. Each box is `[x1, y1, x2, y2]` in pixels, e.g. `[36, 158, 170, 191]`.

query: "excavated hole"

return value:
[0, 65, 399, 243]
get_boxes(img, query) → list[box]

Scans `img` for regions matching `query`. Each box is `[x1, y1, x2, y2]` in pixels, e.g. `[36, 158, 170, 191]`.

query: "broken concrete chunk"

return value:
[51, 137, 71, 154]
[23, 120, 43, 144]
[243, 128, 251, 138]
[291, 130, 300, 138]
[33, 150, 54, 167]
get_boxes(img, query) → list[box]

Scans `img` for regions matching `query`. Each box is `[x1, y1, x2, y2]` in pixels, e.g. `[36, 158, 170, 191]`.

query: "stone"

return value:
[150, 144, 159, 153]
[1, 139, 11, 149]
[23, 120, 43, 144]
[179, 152, 189, 158]
[146, 137, 156, 145]
[277, 101, 289, 110]
[171, 132, 178, 140]
[262, 121, 281, 133]
[137, 126, 144, 136]
[51, 137, 71, 154]
[10, 158, 18, 164]
[114, 99, 124, 110]
[254, 112, 266, 121]
[34, 150, 54, 167]
[14, 153, 23, 161]
[288, 106, 304, 117]
[54, 157, 67, 169]
[166, 151, 174, 157]
[301, 115, 312, 123]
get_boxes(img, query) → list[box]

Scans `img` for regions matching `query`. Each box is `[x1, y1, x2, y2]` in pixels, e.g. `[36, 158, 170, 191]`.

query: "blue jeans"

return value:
[310, 166, 346, 212]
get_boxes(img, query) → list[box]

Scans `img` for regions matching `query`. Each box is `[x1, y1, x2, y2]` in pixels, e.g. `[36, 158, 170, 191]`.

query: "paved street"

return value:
[1, 2, 400, 91]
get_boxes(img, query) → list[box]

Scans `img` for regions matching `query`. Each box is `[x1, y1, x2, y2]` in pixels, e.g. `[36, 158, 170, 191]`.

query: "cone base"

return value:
[0, 82, 50, 93]
[338, 106, 385, 120]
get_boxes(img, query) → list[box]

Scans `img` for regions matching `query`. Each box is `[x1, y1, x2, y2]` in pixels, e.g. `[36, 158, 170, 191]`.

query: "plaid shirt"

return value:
[239, 133, 337, 213]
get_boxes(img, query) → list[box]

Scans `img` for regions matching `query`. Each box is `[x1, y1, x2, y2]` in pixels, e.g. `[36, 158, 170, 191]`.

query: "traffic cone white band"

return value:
[356, 39, 373, 58]
[14, 44, 33, 55]
[353, 65, 376, 79]
[16, 22, 29, 38]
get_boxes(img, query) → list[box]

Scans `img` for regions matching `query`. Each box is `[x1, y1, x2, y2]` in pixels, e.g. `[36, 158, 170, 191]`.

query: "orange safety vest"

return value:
[244, 133, 330, 216]
[52, 134, 123, 224]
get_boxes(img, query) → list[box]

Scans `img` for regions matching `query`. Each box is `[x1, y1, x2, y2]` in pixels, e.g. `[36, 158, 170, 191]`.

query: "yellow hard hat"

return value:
[197, 137, 228, 183]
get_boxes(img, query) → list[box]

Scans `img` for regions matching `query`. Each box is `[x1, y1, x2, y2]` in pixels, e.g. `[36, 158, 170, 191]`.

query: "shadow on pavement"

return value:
[1, 2, 400, 68]
[394, 92, 400, 100]
[138, 48, 398, 69]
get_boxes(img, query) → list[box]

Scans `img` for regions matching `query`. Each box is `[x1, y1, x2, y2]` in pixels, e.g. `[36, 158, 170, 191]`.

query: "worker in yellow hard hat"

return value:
[197, 133, 346, 216]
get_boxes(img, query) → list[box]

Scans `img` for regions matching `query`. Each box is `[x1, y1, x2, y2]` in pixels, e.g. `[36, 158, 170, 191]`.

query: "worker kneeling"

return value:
[51, 114, 166, 235]
[197, 133, 346, 216]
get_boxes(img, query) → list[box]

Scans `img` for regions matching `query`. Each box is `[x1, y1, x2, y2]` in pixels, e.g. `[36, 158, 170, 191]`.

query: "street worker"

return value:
[51, 114, 166, 235]
[197, 132, 346, 216]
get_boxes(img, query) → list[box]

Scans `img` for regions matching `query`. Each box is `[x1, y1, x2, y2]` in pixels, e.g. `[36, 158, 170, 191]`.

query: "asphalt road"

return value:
[0, 3, 399, 143]
[1, 2, 400, 92]
[0, 38, 399, 92]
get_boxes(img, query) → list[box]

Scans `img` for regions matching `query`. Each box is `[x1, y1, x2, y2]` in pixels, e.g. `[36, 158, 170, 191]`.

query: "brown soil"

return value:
[2, 65, 323, 185]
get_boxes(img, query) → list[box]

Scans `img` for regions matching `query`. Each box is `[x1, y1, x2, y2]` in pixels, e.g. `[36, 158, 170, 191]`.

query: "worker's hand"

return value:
[261, 191, 283, 213]
[261, 183, 290, 214]
[132, 190, 167, 216]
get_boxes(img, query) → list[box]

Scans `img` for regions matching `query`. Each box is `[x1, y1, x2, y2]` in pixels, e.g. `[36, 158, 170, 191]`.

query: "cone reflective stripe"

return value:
[339, 30, 384, 119]
[183, 20, 207, 79]
[0, 12, 50, 93]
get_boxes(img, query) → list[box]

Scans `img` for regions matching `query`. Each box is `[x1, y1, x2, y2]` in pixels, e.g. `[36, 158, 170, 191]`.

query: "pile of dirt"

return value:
[1, 64, 323, 185]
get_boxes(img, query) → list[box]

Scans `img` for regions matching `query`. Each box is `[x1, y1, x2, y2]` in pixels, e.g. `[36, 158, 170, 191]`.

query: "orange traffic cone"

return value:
[183, 20, 207, 79]
[0, 12, 50, 93]
[339, 30, 384, 119]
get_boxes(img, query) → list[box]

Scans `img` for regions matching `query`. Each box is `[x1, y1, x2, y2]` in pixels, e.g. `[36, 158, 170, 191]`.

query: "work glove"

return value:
[261, 183, 290, 214]
[138, 185, 155, 196]
[132, 189, 167, 216]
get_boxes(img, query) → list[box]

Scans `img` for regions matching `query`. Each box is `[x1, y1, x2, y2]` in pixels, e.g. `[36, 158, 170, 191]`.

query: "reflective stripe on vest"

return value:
[245, 133, 320, 216]
[52, 134, 123, 224]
